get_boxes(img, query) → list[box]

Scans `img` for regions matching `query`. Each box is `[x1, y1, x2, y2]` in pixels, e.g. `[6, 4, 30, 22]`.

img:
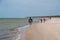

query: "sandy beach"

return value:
[25, 18, 60, 40]
[12, 17, 60, 40]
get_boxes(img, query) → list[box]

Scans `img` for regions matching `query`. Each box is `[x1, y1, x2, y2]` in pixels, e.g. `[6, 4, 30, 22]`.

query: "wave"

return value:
[16, 25, 29, 40]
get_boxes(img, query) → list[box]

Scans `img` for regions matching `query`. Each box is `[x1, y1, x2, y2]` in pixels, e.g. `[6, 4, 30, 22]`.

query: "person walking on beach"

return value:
[50, 17, 51, 19]
[40, 18, 42, 23]
[43, 18, 45, 22]
[28, 17, 33, 25]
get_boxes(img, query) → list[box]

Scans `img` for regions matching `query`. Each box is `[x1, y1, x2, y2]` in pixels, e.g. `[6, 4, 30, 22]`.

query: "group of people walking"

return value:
[40, 18, 46, 23]
[28, 17, 51, 25]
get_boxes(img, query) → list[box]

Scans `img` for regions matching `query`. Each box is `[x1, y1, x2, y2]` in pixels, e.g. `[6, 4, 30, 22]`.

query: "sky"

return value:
[0, 0, 60, 18]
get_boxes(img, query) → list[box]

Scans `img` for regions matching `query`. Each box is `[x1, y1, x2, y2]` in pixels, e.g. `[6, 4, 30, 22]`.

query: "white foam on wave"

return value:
[16, 25, 29, 40]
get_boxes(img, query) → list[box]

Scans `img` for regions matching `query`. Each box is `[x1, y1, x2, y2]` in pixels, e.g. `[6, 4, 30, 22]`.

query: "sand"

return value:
[25, 18, 60, 40]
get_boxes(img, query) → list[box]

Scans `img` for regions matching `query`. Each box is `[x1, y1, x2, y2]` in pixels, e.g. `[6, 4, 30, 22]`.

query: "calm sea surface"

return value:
[0, 18, 27, 40]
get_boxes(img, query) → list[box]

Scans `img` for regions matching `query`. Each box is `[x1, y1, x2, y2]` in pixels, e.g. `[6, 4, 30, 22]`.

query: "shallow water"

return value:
[0, 18, 27, 40]
[0, 29, 14, 40]
[16, 25, 29, 40]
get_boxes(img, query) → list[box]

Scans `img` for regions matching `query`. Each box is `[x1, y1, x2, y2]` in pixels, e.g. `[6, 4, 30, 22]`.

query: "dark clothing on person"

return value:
[28, 17, 33, 24]
[40, 19, 42, 23]
[43, 18, 45, 22]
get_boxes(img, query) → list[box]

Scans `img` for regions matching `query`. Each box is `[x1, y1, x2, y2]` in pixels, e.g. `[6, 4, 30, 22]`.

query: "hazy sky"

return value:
[0, 0, 60, 18]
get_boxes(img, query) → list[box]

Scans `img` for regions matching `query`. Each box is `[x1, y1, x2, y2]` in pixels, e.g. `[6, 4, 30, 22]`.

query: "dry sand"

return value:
[25, 18, 60, 40]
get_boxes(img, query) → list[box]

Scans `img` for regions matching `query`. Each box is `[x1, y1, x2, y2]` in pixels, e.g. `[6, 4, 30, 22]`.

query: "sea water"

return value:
[0, 18, 27, 40]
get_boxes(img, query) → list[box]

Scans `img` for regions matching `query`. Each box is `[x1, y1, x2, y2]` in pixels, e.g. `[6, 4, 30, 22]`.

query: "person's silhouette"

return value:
[43, 18, 45, 22]
[40, 18, 42, 23]
[28, 17, 33, 24]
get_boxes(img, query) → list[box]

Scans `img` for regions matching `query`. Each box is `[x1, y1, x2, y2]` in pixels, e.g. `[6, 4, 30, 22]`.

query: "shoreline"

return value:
[12, 25, 29, 40]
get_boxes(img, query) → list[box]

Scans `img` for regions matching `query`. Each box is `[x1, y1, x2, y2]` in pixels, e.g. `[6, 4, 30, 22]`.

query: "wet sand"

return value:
[25, 18, 60, 40]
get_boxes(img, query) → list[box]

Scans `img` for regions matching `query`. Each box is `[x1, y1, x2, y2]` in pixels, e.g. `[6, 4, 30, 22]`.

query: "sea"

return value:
[0, 18, 27, 40]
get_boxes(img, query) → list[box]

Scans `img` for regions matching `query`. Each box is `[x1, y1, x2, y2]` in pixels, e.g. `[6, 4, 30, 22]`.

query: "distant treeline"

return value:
[26, 15, 60, 18]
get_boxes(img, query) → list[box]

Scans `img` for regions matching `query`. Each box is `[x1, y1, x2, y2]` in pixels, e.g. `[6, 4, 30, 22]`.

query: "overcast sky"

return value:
[0, 0, 60, 18]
